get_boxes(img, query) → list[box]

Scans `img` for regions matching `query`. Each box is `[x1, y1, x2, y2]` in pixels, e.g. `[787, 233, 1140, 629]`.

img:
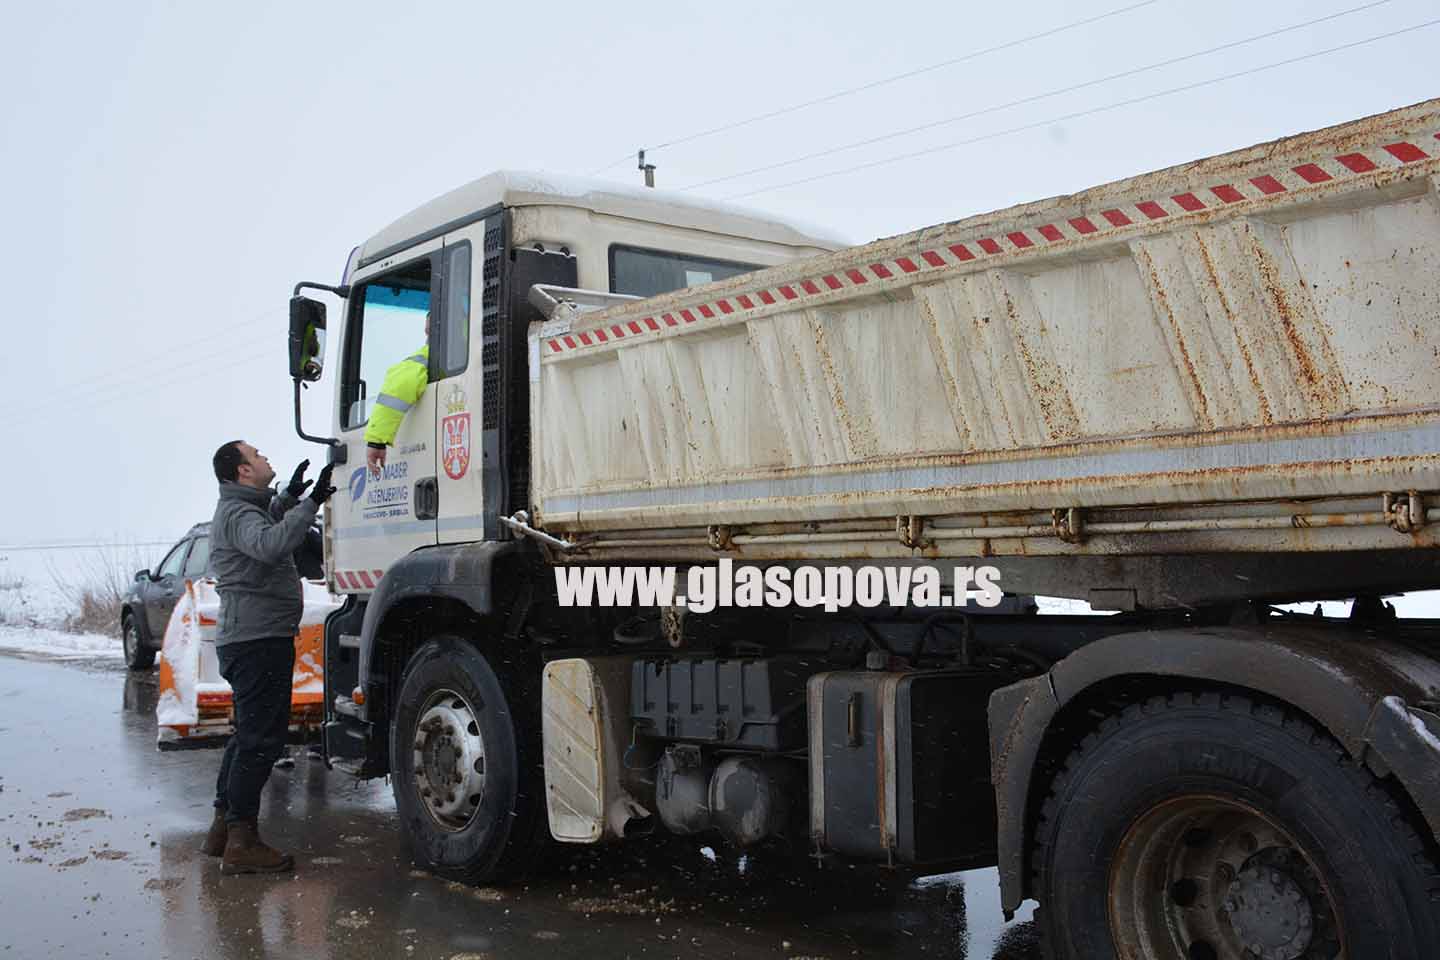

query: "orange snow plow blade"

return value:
[156, 578, 340, 750]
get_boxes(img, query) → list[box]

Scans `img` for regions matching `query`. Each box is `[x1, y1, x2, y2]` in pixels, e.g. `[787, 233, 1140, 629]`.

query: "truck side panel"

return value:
[530, 101, 1440, 557]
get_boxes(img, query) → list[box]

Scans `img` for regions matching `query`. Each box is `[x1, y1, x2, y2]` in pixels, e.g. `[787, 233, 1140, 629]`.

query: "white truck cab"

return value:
[292, 172, 842, 592]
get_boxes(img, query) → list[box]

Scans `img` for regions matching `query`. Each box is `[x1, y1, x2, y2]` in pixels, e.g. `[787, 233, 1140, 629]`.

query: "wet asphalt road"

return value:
[0, 650, 1040, 959]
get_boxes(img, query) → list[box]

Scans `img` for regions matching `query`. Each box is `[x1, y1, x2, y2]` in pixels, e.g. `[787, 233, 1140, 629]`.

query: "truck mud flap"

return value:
[1364, 696, 1440, 843]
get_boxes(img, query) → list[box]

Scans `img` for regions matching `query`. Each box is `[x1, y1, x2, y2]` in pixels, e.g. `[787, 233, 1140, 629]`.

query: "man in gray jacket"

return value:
[204, 440, 334, 875]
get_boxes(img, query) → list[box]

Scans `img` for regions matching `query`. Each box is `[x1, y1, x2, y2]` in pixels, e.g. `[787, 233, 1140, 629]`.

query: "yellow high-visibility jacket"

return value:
[364, 344, 429, 446]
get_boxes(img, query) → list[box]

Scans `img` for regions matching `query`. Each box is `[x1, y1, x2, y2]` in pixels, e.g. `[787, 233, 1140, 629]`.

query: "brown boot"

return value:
[201, 808, 228, 857]
[220, 820, 295, 875]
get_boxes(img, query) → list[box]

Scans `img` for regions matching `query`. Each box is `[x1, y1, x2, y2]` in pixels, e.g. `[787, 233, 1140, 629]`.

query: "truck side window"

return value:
[342, 256, 434, 430]
[609, 246, 761, 298]
[440, 242, 470, 378]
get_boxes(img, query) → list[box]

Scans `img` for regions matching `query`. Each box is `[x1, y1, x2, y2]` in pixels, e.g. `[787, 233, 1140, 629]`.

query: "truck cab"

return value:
[322, 172, 840, 584]
[289, 171, 842, 771]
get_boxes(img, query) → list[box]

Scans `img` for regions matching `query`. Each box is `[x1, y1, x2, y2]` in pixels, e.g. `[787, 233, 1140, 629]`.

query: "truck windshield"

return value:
[609, 246, 760, 298]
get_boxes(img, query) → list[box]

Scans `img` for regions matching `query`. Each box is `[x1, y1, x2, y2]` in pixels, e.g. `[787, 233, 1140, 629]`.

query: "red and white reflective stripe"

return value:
[334, 569, 384, 591]
[543, 131, 1438, 357]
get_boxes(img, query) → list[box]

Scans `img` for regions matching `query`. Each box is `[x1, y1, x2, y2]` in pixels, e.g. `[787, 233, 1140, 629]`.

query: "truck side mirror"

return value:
[288, 296, 327, 382]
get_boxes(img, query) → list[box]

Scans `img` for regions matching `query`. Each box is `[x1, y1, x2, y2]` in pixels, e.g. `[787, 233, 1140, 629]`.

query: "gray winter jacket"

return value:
[210, 482, 318, 647]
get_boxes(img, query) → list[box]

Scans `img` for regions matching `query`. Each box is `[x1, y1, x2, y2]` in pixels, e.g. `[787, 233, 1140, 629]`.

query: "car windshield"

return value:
[157, 542, 187, 578]
[183, 537, 209, 578]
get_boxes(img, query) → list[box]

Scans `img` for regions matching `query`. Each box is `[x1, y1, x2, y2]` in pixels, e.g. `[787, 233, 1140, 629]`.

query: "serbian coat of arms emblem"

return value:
[442, 386, 471, 480]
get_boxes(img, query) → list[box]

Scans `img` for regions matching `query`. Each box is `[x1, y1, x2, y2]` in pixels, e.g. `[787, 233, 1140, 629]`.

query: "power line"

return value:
[43, 313, 275, 399]
[15, 340, 277, 419]
[0, 541, 175, 553]
[28, 331, 273, 414]
[726, 17, 1440, 200]
[41, 288, 344, 406]
[684, 0, 1394, 192]
[587, 0, 1165, 175]
[22, 343, 279, 421]
[18, 299, 320, 419]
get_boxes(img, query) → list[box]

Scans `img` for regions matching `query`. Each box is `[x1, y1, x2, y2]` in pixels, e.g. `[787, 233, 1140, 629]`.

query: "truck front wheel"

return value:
[1032, 692, 1440, 960]
[390, 636, 549, 883]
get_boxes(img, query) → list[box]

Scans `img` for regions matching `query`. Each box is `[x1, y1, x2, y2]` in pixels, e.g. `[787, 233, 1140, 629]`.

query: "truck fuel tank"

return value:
[808, 669, 1006, 866]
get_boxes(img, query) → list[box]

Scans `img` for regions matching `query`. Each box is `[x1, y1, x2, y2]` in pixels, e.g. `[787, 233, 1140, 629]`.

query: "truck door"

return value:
[329, 243, 441, 590]
[433, 217, 496, 544]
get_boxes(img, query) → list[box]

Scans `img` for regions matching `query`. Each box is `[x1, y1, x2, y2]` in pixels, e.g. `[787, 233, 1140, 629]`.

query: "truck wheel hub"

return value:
[1108, 794, 1341, 960]
[412, 691, 486, 830]
[1223, 860, 1314, 959]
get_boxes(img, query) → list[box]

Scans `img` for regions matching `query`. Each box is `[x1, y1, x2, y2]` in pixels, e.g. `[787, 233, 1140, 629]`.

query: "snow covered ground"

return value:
[0, 541, 160, 660]
[1035, 596, 1117, 615]
[1037, 593, 1440, 617]
[0, 540, 168, 625]
[0, 623, 120, 660]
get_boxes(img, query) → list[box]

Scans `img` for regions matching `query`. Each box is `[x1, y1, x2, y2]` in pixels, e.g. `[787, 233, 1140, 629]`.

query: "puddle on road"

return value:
[1, 652, 1044, 960]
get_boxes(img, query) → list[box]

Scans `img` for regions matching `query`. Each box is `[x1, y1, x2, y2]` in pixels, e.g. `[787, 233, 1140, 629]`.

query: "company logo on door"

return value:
[358, 460, 410, 518]
[348, 467, 367, 502]
[443, 385, 471, 481]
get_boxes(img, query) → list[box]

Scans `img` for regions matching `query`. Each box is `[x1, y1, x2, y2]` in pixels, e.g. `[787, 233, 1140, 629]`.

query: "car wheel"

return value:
[389, 636, 550, 883]
[1032, 691, 1440, 960]
[122, 612, 155, 670]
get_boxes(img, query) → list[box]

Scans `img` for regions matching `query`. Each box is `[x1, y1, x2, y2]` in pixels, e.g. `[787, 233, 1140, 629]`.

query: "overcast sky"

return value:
[2, 0, 1436, 555]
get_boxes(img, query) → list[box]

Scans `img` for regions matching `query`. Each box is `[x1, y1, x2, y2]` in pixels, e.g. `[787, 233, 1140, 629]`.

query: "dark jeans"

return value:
[214, 637, 295, 822]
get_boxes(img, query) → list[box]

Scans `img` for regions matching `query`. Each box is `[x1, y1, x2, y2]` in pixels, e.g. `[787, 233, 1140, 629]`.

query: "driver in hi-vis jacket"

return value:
[365, 312, 429, 477]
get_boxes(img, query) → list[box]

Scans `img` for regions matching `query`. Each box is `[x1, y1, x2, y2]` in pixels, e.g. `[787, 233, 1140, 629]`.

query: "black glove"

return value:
[308, 463, 336, 505]
[286, 459, 312, 498]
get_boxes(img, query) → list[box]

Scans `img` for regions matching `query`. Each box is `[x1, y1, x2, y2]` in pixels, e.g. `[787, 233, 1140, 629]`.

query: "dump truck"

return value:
[287, 100, 1440, 959]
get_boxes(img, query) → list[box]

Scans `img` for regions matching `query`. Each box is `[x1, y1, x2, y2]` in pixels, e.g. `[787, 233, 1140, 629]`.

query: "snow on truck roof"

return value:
[356, 170, 849, 267]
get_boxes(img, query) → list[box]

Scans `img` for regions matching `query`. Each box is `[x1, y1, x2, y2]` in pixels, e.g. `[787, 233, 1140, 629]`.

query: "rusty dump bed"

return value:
[529, 100, 1440, 568]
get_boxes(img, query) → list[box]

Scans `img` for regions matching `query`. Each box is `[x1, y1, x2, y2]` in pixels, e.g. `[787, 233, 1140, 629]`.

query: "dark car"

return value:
[120, 523, 210, 670]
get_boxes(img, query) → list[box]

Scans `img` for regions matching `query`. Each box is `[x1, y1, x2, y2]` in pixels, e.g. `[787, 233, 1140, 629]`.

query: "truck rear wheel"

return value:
[390, 636, 549, 883]
[1032, 692, 1440, 960]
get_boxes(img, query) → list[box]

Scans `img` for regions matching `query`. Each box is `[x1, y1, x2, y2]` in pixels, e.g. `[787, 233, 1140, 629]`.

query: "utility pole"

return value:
[638, 149, 656, 188]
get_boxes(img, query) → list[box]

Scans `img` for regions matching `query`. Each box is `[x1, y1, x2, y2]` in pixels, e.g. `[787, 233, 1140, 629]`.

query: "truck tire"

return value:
[390, 636, 550, 884]
[122, 612, 155, 670]
[1032, 691, 1440, 960]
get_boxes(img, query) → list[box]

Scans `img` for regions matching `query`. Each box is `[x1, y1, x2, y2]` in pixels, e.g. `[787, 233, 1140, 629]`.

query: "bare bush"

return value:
[0, 571, 36, 627]
[48, 547, 149, 636]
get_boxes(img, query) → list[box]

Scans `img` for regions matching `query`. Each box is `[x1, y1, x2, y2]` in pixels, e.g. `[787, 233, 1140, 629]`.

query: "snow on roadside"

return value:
[1035, 596, 1118, 616]
[0, 624, 121, 660]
